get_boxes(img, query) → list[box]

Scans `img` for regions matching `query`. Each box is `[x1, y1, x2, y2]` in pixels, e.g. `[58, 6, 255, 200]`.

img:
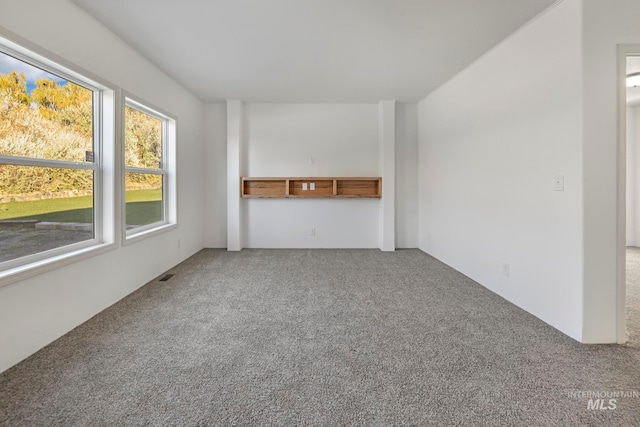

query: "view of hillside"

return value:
[0, 71, 93, 196]
[0, 64, 162, 231]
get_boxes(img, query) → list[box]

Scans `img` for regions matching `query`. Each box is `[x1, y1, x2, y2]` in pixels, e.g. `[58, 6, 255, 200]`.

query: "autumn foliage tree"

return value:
[123, 104, 163, 193]
[0, 72, 30, 112]
[0, 73, 160, 198]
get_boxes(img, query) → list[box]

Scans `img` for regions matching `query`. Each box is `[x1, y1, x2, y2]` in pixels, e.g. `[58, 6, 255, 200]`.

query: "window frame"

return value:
[122, 94, 177, 243]
[0, 32, 115, 286]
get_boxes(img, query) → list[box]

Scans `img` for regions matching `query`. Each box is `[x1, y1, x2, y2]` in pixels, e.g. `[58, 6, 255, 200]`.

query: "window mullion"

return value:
[0, 155, 96, 171]
[124, 166, 164, 175]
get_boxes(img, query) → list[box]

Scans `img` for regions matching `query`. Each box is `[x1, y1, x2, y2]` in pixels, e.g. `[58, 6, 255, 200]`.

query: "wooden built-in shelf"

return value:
[241, 177, 381, 198]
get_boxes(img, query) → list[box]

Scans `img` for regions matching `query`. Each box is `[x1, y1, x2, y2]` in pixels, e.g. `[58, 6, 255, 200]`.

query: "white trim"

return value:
[121, 92, 177, 243]
[616, 45, 640, 344]
[0, 30, 117, 284]
[125, 97, 172, 123]
[102, 89, 118, 248]
[0, 242, 116, 288]
[0, 43, 102, 94]
[124, 223, 178, 246]
[125, 167, 163, 175]
[166, 118, 177, 226]
[0, 236, 98, 271]
[93, 89, 104, 244]
[0, 27, 113, 91]
[0, 155, 96, 170]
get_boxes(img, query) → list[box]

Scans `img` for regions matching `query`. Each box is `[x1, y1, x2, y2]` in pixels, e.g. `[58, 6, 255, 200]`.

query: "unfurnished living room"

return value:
[1, 0, 639, 425]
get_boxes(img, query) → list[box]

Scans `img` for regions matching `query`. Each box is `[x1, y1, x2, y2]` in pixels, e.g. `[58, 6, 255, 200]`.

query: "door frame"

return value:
[617, 45, 640, 343]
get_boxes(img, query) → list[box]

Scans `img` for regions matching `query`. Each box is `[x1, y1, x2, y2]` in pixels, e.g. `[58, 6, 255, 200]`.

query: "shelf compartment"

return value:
[336, 178, 381, 197]
[289, 179, 333, 197]
[242, 178, 286, 198]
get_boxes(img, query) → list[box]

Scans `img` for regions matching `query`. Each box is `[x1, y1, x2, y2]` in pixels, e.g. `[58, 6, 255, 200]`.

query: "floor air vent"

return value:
[159, 274, 174, 282]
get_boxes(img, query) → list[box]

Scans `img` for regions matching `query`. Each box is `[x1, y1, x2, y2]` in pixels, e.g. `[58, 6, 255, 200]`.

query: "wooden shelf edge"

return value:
[241, 176, 382, 198]
[241, 195, 381, 199]
[242, 177, 379, 181]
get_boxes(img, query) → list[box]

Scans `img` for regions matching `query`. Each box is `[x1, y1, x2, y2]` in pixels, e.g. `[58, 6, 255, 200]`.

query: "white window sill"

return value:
[124, 222, 177, 246]
[0, 242, 116, 288]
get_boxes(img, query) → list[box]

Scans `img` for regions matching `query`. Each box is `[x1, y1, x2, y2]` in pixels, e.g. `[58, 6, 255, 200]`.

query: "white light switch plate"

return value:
[302, 183, 308, 191]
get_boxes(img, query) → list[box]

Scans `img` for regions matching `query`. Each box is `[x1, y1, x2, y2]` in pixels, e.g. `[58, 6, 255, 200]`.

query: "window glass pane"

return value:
[125, 105, 162, 169]
[125, 172, 163, 229]
[0, 51, 93, 162]
[0, 165, 94, 263]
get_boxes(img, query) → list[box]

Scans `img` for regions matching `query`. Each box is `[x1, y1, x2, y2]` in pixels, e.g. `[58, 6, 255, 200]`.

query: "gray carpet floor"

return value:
[1, 248, 639, 426]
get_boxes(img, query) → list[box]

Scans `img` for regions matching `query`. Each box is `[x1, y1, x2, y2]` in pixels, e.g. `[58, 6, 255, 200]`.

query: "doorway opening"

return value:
[620, 50, 640, 344]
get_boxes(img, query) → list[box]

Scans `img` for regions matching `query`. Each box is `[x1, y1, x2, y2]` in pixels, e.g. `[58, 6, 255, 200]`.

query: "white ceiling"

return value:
[70, 0, 558, 103]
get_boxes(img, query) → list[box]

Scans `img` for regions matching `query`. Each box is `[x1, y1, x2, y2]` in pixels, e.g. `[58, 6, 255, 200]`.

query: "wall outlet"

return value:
[554, 175, 564, 191]
[311, 227, 316, 237]
[502, 263, 510, 277]
[310, 182, 315, 190]
[302, 183, 308, 191]
[310, 156, 316, 165]
[177, 238, 181, 248]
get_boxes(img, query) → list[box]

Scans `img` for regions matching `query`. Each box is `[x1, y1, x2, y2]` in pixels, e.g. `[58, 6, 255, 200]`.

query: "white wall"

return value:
[203, 102, 419, 249]
[245, 104, 379, 177]
[582, 0, 640, 343]
[418, 0, 584, 340]
[244, 103, 380, 248]
[0, 0, 205, 373]
[396, 103, 419, 248]
[379, 100, 396, 251]
[203, 103, 227, 248]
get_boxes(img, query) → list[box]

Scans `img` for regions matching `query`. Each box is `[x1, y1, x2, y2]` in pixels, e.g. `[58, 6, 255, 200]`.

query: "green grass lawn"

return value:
[0, 189, 162, 225]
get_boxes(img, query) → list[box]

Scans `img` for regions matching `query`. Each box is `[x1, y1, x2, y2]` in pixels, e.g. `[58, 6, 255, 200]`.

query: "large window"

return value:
[0, 35, 178, 283]
[124, 98, 175, 238]
[0, 45, 107, 271]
